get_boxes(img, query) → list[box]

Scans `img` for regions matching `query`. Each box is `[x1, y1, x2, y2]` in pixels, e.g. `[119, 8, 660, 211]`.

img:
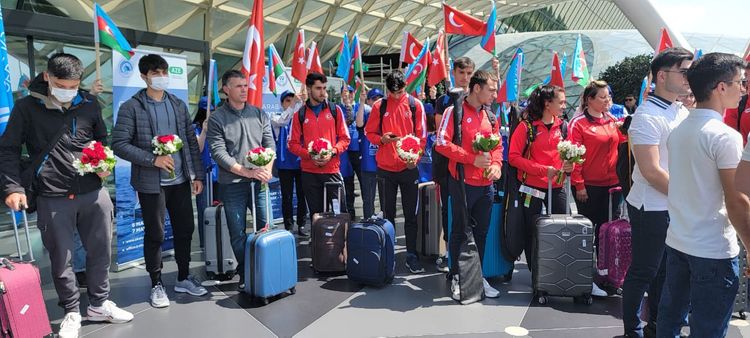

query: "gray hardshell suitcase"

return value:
[417, 181, 443, 257]
[204, 178, 237, 280]
[532, 178, 594, 305]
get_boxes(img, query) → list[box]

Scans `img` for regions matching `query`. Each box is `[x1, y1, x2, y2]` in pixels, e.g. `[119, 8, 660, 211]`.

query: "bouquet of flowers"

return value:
[247, 147, 276, 168]
[152, 134, 183, 178]
[396, 135, 422, 163]
[556, 140, 586, 184]
[472, 131, 501, 178]
[308, 138, 334, 161]
[73, 141, 116, 180]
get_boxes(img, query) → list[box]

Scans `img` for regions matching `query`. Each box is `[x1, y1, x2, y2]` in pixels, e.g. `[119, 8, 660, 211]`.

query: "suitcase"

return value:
[735, 242, 748, 320]
[346, 216, 396, 286]
[595, 186, 631, 294]
[204, 177, 237, 281]
[416, 182, 442, 257]
[0, 209, 53, 338]
[483, 183, 514, 280]
[243, 183, 298, 305]
[532, 178, 594, 305]
[310, 182, 349, 273]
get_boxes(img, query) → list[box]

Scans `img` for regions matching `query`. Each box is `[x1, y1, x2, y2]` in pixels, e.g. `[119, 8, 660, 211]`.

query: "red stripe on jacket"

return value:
[568, 113, 626, 190]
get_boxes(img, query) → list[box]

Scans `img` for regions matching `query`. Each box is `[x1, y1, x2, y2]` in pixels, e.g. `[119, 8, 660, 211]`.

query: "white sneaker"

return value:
[87, 300, 134, 323]
[58, 312, 81, 338]
[150, 283, 170, 308]
[174, 275, 208, 296]
[591, 282, 608, 297]
[450, 275, 460, 301]
[483, 278, 500, 298]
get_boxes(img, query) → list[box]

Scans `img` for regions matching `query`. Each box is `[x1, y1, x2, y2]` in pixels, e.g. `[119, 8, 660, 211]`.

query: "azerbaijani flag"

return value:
[267, 44, 286, 96]
[0, 9, 12, 136]
[405, 38, 430, 94]
[94, 3, 134, 60]
[335, 33, 351, 80]
[480, 2, 497, 55]
[349, 34, 364, 101]
[207, 59, 220, 108]
[571, 34, 590, 87]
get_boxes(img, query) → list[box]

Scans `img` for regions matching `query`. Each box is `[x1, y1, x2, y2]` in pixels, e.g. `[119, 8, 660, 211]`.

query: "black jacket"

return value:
[0, 73, 108, 198]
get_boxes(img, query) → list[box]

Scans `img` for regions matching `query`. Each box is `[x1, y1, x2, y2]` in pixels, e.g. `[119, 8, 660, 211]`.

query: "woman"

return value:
[193, 96, 218, 249]
[508, 85, 573, 268]
[569, 80, 626, 297]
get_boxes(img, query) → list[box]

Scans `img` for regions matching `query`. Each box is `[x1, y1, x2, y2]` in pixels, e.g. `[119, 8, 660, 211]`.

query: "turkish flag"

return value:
[428, 31, 448, 87]
[400, 32, 423, 64]
[241, 0, 264, 107]
[307, 41, 324, 75]
[443, 4, 485, 36]
[549, 52, 564, 88]
[291, 29, 307, 83]
[657, 27, 673, 53]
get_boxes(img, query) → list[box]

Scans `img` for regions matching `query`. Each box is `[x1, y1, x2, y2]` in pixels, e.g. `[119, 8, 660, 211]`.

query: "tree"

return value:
[599, 54, 652, 105]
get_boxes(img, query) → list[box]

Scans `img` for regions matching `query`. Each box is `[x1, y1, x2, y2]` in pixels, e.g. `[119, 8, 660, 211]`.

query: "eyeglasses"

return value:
[663, 69, 689, 76]
[723, 79, 748, 87]
[624, 98, 635, 101]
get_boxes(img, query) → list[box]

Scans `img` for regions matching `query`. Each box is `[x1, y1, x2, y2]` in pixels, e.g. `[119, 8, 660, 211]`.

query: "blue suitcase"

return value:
[243, 183, 298, 305]
[346, 216, 396, 286]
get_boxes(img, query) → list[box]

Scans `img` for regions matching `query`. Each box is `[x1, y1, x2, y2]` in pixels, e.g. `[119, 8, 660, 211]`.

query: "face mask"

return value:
[50, 86, 78, 103]
[149, 76, 170, 91]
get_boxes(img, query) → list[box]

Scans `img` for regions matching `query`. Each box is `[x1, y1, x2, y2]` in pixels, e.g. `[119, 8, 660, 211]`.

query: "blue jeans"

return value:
[360, 170, 380, 219]
[657, 247, 739, 338]
[622, 204, 669, 337]
[72, 231, 86, 273]
[221, 181, 269, 276]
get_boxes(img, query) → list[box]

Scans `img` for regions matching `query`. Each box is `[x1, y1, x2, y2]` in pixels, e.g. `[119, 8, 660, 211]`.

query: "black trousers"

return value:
[521, 185, 567, 272]
[301, 172, 345, 216]
[448, 176, 493, 274]
[572, 184, 622, 247]
[138, 182, 195, 287]
[343, 150, 362, 220]
[278, 169, 308, 230]
[436, 174, 450, 244]
[378, 168, 419, 255]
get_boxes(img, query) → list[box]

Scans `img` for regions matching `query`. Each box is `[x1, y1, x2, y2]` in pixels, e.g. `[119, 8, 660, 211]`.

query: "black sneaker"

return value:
[405, 254, 425, 274]
[435, 254, 449, 273]
[297, 227, 310, 238]
[75, 272, 87, 288]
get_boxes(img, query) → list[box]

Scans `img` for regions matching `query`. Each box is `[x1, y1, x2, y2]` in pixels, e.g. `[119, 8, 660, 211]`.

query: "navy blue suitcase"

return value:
[242, 183, 298, 304]
[346, 216, 396, 286]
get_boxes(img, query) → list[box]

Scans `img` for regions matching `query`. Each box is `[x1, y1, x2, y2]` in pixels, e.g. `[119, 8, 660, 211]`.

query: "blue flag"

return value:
[208, 59, 220, 108]
[448, 58, 455, 89]
[335, 33, 351, 80]
[0, 9, 13, 136]
[637, 76, 648, 106]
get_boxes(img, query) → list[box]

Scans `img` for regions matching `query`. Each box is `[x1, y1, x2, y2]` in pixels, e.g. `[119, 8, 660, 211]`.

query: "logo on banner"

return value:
[168, 66, 183, 75]
[119, 60, 133, 78]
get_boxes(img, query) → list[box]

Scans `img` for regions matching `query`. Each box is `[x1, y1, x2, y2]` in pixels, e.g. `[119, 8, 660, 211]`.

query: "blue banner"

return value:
[0, 9, 14, 136]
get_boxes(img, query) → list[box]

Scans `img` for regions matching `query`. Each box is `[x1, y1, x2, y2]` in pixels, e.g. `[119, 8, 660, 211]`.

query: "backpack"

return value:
[297, 100, 339, 144]
[378, 95, 418, 134]
[737, 95, 748, 132]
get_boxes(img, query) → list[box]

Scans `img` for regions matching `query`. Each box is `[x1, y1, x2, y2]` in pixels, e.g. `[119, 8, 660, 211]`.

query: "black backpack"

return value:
[378, 95, 418, 134]
[737, 95, 748, 132]
[297, 100, 339, 144]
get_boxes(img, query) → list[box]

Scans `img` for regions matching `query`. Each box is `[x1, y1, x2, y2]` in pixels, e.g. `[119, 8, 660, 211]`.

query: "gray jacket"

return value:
[111, 89, 204, 194]
[207, 102, 275, 184]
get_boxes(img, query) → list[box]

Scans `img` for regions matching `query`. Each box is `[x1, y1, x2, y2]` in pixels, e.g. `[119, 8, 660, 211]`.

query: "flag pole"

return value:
[206, 61, 213, 119]
[284, 67, 298, 95]
[743, 40, 750, 60]
[93, 4, 101, 82]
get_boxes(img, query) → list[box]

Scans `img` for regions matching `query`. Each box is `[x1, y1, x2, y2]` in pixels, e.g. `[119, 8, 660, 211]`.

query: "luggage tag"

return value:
[332, 198, 341, 215]
[519, 185, 545, 208]
[524, 194, 532, 208]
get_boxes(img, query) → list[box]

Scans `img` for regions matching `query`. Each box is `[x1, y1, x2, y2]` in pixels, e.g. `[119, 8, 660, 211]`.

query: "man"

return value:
[112, 54, 207, 308]
[365, 70, 427, 273]
[339, 85, 361, 220]
[271, 90, 309, 236]
[1, 53, 133, 338]
[207, 70, 275, 288]
[288, 72, 350, 217]
[660, 53, 750, 338]
[621, 47, 694, 338]
[435, 70, 503, 300]
[357, 88, 385, 219]
[431, 56, 476, 272]
[723, 62, 750, 145]
[624, 94, 637, 114]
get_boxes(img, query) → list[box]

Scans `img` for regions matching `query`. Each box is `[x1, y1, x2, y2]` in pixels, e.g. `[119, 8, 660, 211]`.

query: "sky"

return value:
[653, 0, 750, 39]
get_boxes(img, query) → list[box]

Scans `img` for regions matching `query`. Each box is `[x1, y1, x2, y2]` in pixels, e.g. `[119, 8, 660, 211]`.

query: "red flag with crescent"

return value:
[241, 0, 264, 106]
[400, 32, 424, 64]
[443, 4, 485, 36]
[291, 29, 307, 83]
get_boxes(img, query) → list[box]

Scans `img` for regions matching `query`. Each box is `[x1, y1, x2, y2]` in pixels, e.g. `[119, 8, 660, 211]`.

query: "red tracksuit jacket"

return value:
[435, 102, 502, 187]
[508, 117, 566, 190]
[568, 113, 626, 191]
[288, 101, 350, 174]
[364, 94, 426, 173]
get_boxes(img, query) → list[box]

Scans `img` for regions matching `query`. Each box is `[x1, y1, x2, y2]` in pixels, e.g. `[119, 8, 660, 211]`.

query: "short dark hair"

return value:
[385, 70, 406, 93]
[469, 70, 498, 93]
[525, 85, 564, 121]
[453, 57, 475, 71]
[222, 70, 244, 87]
[305, 72, 327, 87]
[138, 54, 169, 75]
[47, 53, 83, 80]
[651, 47, 694, 80]
[687, 52, 746, 103]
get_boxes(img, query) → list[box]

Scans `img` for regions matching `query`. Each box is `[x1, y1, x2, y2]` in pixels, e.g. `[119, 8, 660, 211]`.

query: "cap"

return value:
[341, 85, 355, 93]
[279, 90, 295, 104]
[198, 96, 215, 110]
[367, 88, 384, 100]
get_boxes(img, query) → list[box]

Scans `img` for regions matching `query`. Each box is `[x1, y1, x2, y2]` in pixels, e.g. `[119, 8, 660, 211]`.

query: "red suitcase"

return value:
[595, 187, 632, 294]
[0, 209, 52, 338]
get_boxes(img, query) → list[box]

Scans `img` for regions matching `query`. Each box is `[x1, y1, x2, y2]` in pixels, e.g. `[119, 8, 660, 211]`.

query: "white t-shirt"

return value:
[626, 95, 688, 211]
[666, 109, 743, 259]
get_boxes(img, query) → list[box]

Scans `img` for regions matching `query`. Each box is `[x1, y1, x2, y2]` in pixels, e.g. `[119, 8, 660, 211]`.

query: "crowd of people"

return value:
[1, 47, 749, 338]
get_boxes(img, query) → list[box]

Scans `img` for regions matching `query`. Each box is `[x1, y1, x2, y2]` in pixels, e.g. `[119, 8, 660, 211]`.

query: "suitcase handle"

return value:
[9, 204, 35, 262]
[608, 186, 626, 222]
[250, 181, 274, 233]
[0, 258, 15, 271]
[546, 175, 571, 216]
[323, 181, 346, 214]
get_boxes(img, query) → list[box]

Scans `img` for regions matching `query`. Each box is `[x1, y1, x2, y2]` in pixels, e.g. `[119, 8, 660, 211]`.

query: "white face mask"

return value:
[50, 86, 78, 103]
[149, 76, 170, 91]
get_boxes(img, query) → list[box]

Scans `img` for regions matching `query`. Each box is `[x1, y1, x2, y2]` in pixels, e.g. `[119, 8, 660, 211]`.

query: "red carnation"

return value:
[80, 154, 91, 165]
[90, 157, 101, 166]
[157, 135, 175, 143]
[400, 137, 421, 153]
[250, 147, 265, 154]
[481, 131, 492, 139]
[312, 139, 329, 153]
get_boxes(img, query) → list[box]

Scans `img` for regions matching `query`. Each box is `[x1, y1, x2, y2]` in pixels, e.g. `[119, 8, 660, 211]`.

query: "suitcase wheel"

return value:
[615, 287, 623, 296]
[536, 293, 548, 305]
[289, 287, 296, 295]
[260, 297, 269, 305]
[574, 295, 593, 305]
[206, 271, 216, 280]
[739, 311, 747, 320]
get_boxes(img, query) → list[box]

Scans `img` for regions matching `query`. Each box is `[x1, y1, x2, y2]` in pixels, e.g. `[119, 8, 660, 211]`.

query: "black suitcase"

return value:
[416, 181, 443, 257]
[532, 178, 594, 305]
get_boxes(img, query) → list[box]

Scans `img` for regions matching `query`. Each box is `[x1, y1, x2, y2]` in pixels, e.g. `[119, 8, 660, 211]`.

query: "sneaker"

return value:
[87, 300, 134, 323]
[435, 254, 449, 273]
[175, 275, 208, 296]
[483, 279, 500, 298]
[297, 227, 310, 238]
[150, 284, 170, 308]
[592, 282, 608, 297]
[75, 272, 87, 288]
[450, 274, 460, 301]
[405, 254, 425, 274]
[58, 312, 81, 338]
